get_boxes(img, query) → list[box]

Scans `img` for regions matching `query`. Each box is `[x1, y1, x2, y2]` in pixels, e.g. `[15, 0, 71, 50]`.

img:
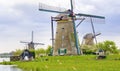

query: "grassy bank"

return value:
[1, 55, 120, 71]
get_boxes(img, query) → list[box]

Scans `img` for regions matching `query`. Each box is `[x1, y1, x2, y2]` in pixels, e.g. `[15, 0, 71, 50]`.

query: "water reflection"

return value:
[0, 65, 22, 71]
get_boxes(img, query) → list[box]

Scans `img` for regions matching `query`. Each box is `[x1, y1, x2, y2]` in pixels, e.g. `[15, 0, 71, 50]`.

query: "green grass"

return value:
[1, 55, 120, 71]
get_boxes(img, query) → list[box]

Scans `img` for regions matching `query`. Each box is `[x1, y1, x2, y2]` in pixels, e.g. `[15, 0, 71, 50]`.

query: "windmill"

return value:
[20, 31, 44, 50]
[39, 0, 105, 55]
[82, 33, 101, 45]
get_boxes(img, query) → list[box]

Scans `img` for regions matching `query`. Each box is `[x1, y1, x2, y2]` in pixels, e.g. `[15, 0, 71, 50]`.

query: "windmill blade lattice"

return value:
[34, 43, 45, 45]
[20, 41, 30, 43]
[39, 3, 68, 14]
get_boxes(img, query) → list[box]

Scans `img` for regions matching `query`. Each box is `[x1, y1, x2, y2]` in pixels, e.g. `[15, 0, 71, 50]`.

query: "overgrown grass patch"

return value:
[1, 55, 120, 71]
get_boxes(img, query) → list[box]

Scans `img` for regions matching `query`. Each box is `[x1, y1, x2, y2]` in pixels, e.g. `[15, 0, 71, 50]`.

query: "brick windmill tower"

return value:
[39, 0, 105, 56]
[53, 14, 79, 55]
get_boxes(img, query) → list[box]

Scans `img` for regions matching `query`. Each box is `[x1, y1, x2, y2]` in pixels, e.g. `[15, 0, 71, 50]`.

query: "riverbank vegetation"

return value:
[12, 45, 52, 57]
[1, 55, 120, 71]
[1, 40, 120, 71]
[12, 40, 119, 56]
[81, 40, 119, 55]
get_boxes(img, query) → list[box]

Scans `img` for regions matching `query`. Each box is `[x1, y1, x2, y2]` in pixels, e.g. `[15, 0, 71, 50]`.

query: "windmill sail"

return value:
[76, 13, 105, 19]
[20, 31, 44, 49]
[20, 41, 30, 43]
[34, 43, 44, 45]
[39, 3, 68, 14]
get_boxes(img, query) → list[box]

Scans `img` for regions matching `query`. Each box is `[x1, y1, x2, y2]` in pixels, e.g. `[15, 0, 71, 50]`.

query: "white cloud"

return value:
[75, 0, 120, 15]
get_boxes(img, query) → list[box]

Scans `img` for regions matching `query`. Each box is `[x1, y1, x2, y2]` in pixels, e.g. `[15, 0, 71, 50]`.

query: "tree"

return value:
[35, 48, 46, 57]
[81, 45, 97, 54]
[97, 40, 119, 54]
[13, 49, 23, 56]
[35, 48, 45, 54]
[46, 45, 52, 55]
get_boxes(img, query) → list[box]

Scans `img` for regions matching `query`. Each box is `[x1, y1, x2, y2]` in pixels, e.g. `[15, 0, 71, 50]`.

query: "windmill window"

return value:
[62, 28, 64, 29]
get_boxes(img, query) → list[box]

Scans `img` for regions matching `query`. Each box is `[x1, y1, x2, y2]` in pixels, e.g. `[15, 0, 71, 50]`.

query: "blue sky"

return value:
[0, 0, 120, 53]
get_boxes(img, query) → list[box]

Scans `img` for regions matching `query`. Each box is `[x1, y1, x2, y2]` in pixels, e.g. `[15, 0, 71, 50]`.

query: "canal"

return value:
[0, 65, 22, 71]
[0, 58, 22, 71]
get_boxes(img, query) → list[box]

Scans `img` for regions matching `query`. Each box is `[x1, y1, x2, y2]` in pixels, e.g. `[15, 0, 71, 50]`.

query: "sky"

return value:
[0, 0, 120, 53]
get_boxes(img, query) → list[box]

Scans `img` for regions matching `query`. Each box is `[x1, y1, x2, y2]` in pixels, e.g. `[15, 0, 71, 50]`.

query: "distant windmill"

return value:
[20, 31, 44, 49]
[82, 33, 101, 45]
[39, 0, 105, 55]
